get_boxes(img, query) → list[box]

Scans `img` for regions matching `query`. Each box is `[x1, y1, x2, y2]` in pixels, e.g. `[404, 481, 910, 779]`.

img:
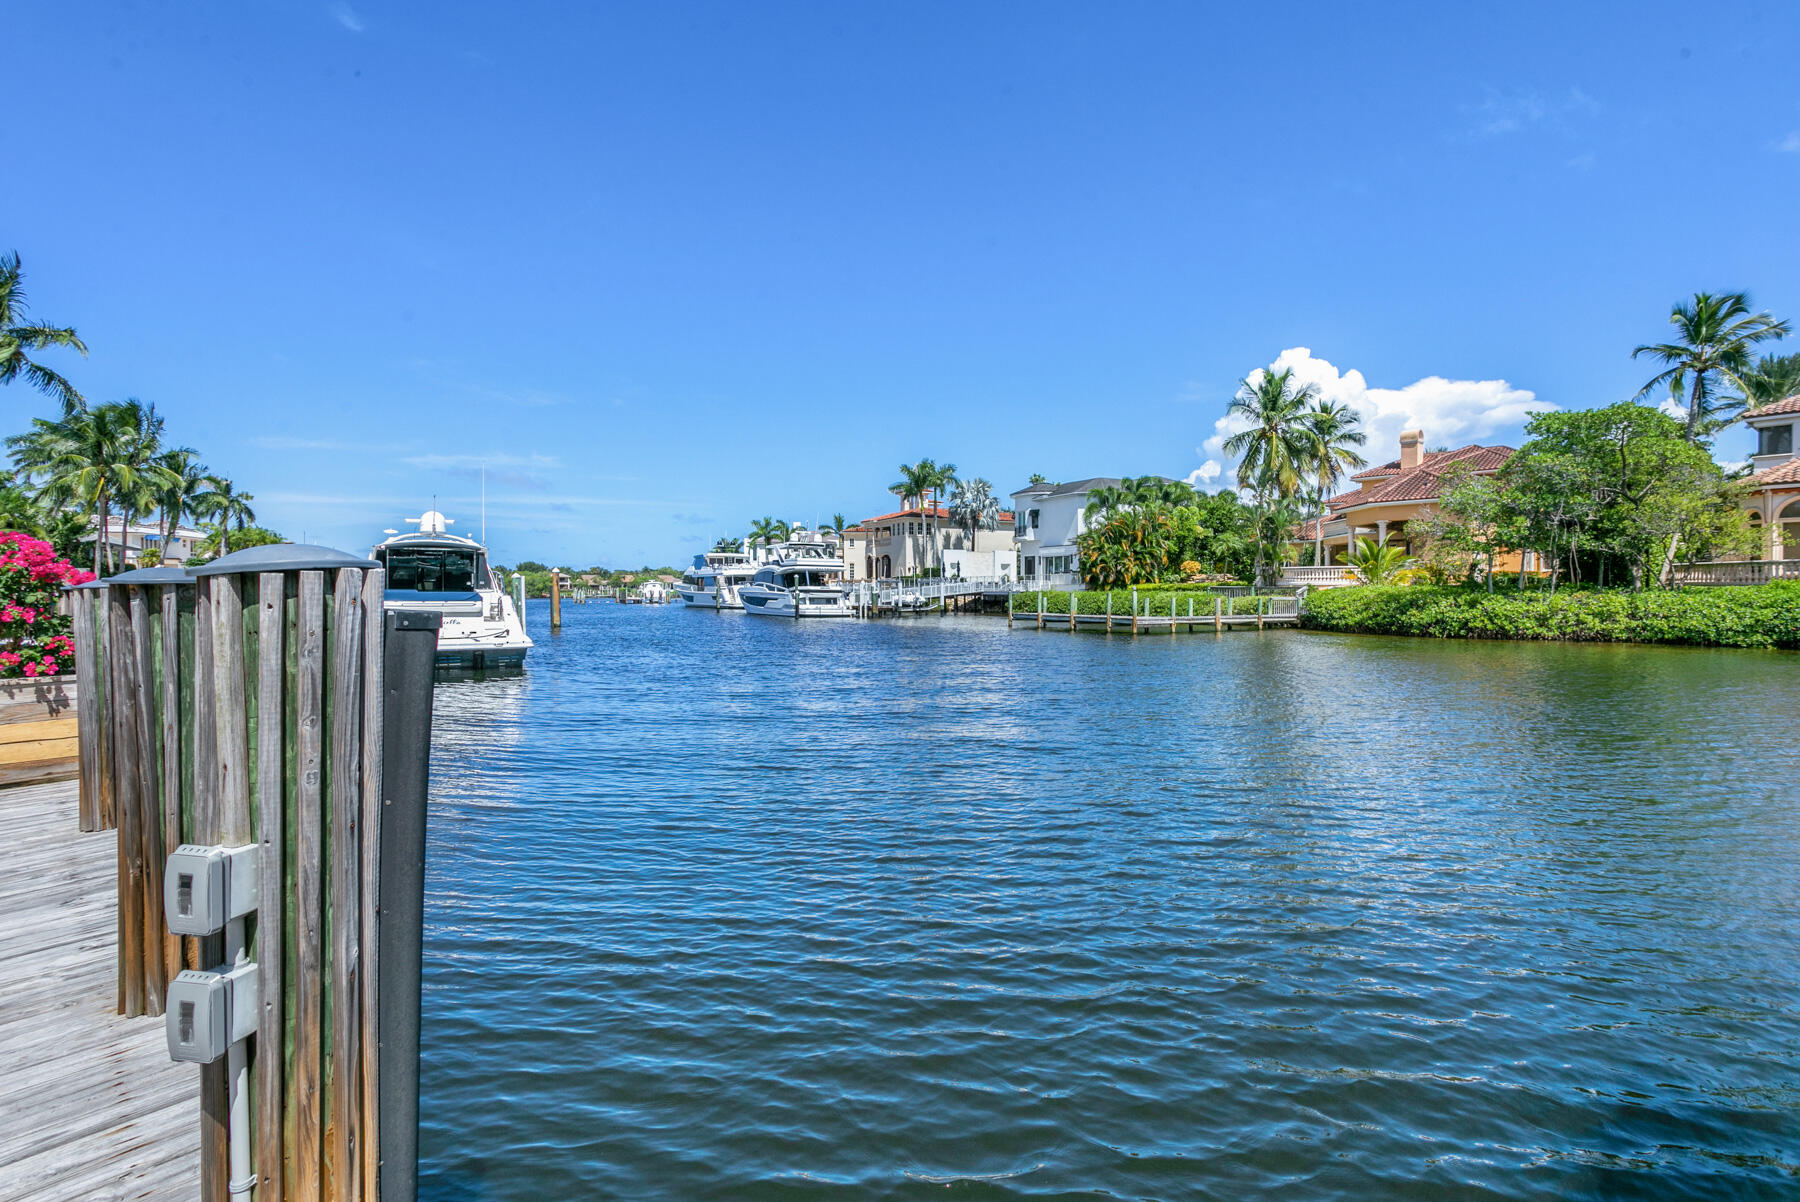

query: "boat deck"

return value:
[0, 780, 198, 1202]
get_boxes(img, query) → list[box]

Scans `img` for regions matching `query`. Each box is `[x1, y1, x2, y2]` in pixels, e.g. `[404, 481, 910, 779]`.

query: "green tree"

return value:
[830, 513, 846, 536]
[1223, 366, 1318, 582]
[1738, 352, 1800, 412]
[8, 399, 173, 574]
[152, 447, 211, 563]
[1027, 473, 1048, 485]
[1075, 504, 1179, 588]
[193, 476, 256, 560]
[1411, 465, 1515, 590]
[0, 252, 87, 413]
[749, 516, 790, 553]
[1305, 399, 1367, 563]
[1347, 537, 1411, 585]
[712, 536, 744, 554]
[191, 525, 285, 561]
[947, 477, 1002, 574]
[1633, 291, 1790, 440]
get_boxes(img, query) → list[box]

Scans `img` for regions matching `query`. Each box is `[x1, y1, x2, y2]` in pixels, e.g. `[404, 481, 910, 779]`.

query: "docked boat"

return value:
[372, 511, 533, 671]
[738, 540, 853, 617]
[676, 550, 755, 609]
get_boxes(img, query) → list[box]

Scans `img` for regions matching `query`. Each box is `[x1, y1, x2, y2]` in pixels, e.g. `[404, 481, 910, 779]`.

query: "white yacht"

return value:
[676, 549, 755, 609]
[372, 511, 533, 671]
[738, 540, 853, 617]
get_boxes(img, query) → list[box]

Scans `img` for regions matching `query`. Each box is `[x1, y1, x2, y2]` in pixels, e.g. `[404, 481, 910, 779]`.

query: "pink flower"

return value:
[22, 662, 38, 677]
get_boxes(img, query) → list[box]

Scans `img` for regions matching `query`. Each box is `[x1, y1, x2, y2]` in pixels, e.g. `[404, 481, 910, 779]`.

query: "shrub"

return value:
[1300, 582, 1800, 649]
[0, 532, 94, 679]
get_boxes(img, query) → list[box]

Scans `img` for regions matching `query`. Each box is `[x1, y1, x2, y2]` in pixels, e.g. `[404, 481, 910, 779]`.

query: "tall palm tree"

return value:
[1739, 352, 1800, 412]
[830, 513, 846, 536]
[947, 477, 1002, 573]
[1222, 367, 1318, 582]
[1633, 291, 1790, 439]
[0, 252, 87, 414]
[748, 515, 789, 555]
[8, 399, 173, 573]
[152, 448, 211, 563]
[1305, 399, 1367, 563]
[193, 475, 256, 559]
[712, 536, 744, 554]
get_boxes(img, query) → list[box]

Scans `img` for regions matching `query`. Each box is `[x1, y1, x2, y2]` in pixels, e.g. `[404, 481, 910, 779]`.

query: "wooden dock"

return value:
[1008, 592, 1301, 634]
[0, 779, 197, 1202]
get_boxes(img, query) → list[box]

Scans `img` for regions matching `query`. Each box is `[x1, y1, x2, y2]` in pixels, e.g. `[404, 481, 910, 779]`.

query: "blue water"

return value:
[418, 602, 1800, 1200]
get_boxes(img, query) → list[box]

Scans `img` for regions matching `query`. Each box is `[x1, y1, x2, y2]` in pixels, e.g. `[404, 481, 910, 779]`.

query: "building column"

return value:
[1376, 520, 1389, 547]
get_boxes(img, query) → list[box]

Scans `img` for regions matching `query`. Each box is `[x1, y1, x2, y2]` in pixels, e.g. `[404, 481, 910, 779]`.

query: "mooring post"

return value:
[1069, 592, 1075, 631]
[550, 570, 562, 629]
[1037, 591, 1044, 630]
[1131, 588, 1138, 636]
[1215, 594, 1222, 633]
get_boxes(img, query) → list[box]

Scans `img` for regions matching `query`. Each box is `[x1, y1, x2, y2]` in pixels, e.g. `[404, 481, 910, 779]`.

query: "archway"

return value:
[1781, 500, 1800, 561]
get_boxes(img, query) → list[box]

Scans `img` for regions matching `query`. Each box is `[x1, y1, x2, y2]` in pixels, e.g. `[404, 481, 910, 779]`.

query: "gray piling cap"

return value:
[189, 544, 379, 577]
[101, 566, 193, 586]
[66, 578, 110, 591]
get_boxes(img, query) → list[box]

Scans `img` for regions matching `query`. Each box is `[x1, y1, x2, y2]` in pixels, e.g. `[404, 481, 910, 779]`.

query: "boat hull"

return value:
[739, 585, 852, 618]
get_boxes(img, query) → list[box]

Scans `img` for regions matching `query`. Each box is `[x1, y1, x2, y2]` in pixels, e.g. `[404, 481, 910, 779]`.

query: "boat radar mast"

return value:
[405, 511, 455, 536]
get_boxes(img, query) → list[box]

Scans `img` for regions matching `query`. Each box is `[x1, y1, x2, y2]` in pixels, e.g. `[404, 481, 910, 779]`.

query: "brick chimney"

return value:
[1398, 429, 1424, 472]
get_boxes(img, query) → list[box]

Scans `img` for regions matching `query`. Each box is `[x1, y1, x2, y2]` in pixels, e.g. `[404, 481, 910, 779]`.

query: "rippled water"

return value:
[417, 602, 1800, 1200]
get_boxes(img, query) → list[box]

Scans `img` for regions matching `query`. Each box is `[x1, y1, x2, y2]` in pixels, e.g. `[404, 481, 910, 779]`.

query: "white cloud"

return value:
[1198, 347, 1556, 488]
[1776, 130, 1800, 153]
[1186, 460, 1221, 487]
[1656, 396, 1687, 420]
[330, 3, 364, 32]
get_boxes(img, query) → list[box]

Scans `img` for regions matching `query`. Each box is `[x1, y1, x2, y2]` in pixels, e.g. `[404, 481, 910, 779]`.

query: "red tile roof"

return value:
[859, 506, 1014, 524]
[1743, 394, 1800, 420]
[1751, 457, 1800, 486]
[1331, 445, 1515, 511]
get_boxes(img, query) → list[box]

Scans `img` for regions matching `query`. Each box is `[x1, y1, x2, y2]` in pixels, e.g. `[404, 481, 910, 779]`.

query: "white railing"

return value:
[1280, 565, 1365, 587]
[845, 577, 1019, 610]
[1673, 559, 1800, 586]
[1021, 572, 1083, 590]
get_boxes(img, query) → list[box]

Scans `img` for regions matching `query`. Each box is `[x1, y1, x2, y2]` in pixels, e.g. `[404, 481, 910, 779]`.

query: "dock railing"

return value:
[69, 545, 441, 1202]
[1280, 564, 1365, 587]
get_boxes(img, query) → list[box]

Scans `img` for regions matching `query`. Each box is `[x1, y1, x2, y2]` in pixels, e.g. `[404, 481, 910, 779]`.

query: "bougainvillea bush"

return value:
[0, 532, 95, 679]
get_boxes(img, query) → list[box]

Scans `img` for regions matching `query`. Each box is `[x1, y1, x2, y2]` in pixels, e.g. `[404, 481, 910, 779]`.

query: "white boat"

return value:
[738, 540, 853, 618]
[372, 511, 533, 671]
[676, 550, 755, 609]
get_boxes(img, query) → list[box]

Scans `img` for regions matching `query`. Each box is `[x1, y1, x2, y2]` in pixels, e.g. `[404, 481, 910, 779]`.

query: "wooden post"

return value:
[550, 570, 562, 629]
[327, 568, 366, 1202]
[107, 587, 146, 1017]
[254, 573, 286, 1202]
[1068, 592, 1075, 631]
[159, 585, 183, 989]
[294, 570, 326, 1202]
[1257, 594, 1265, 631]
[129, 586, 167, 1014]
[1214, 594, 1222, 633]
[1036, 591, 1044, 630]
[1131, 588, 1138, 636]
[1105, 590, 1112, 632]
[359, 569, 387, 1200]
[72, 586, 104, 831]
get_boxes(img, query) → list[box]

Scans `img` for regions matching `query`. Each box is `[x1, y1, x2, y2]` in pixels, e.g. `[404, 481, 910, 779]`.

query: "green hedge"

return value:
[1299, 582, 1800, 649]
[1009, 588, 1274, 616]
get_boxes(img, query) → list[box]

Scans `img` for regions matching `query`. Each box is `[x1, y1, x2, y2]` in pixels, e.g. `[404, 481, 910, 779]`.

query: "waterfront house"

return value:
[1009, 478, 1135, 588]
[841, 506, 1015, 581]
[1290, 431, 1531, 583]
[81, 516, 207, 566]
[1742, 395, 1800, 560]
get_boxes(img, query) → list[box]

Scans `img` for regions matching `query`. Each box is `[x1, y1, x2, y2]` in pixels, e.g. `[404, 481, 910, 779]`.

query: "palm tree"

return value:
[748, 516, 789, 555]
[0, 252, 87, 414]
[1347, 536, 1411, 585]
[151, 447, 210, 563]
[1083, 484, 1125, 521]
[712, 536, 744, 554]
[1223, 367, 1318, 581]
[1305, 399, 1367, 563]
[1739, 352, 1800, 412]
[1633, 291, 1790, 439]
[8, 399, 173, 574]
[947, 477, 1002, 575]
[830, 513, 846, 536]
[193, 475, 256, 559]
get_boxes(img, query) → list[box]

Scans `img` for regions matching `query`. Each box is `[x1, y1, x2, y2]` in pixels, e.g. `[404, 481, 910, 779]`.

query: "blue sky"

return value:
[8, 2, 1800, 566]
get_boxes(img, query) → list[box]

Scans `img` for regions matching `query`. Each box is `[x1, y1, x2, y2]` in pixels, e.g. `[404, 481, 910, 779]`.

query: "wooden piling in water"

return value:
[550, 569, 562, 629]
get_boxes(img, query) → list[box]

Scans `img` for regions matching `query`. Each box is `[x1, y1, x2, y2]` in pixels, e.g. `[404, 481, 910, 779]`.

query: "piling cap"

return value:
[66, 578, 110, 591]
[189, 544, 378, 577]
[100, 566, 193, 586]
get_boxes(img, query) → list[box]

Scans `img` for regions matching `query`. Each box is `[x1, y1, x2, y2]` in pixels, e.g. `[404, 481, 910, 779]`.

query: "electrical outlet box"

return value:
[164, 844, 259, 936]
[165, 961, 259, 1064]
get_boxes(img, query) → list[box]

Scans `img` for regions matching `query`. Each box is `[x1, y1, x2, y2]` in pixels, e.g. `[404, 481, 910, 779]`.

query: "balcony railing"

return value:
[1279, 565, 1366, 587]
[1673, 559, 1800, 587]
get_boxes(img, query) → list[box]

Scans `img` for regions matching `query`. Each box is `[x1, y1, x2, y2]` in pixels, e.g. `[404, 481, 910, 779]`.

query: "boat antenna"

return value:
[481, 464, 487, 546]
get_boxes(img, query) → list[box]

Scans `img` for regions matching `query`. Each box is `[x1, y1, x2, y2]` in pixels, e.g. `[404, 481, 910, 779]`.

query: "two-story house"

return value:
[1009, 478, 1126, 588]
[841, 507, 1014, 581]
[1743, 395, 1800, 559]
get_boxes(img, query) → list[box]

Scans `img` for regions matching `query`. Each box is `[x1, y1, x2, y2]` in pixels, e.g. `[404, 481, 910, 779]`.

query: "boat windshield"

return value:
[380, 546, 484, 594]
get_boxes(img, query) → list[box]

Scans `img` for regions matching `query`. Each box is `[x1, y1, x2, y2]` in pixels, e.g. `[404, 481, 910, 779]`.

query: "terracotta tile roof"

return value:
[1351, 459, 1402, 480]
[1330, 445, 1515, 511]
[1751, 457, 1800, 486]
[1743, 394, 1800, 420]
[860, 506, 1014, 525]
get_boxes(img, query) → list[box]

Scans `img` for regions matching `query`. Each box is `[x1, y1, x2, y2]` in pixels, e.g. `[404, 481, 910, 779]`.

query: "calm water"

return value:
[417, 602, 1800, 1200]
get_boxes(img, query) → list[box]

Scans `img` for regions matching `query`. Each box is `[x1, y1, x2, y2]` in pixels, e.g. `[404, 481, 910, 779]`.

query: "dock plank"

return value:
[0, 779, 198, 1202]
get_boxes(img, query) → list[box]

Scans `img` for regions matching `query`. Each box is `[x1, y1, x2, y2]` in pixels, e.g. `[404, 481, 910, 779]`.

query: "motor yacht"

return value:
[676, 549, 755, 609]
[738, 540, 852, 617]
[372, 511, 533, 671]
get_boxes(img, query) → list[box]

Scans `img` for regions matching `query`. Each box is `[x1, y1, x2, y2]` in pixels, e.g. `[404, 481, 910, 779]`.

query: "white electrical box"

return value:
[164, 844, 259, 936]
[165, 961, 259, 1064]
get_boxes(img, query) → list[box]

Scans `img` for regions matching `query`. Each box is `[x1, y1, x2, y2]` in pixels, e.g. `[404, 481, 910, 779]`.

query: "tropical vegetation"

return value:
[1633, 291, 1790, 439]
[0, 532, 92, 678]
[0, 252, 86, 413]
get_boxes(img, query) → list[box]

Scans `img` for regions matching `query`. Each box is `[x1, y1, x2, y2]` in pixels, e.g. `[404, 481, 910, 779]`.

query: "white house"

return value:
[81, 516, 208, 566]
[1742, 394, 1800, 559]
[1009, 477, 1125, 588]
[841, 506, 1015, 581]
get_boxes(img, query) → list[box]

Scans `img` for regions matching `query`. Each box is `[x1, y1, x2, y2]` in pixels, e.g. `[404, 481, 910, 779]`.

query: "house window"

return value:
[1024, 556, 1037, 577]
[1758, 424, 1794, 457]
